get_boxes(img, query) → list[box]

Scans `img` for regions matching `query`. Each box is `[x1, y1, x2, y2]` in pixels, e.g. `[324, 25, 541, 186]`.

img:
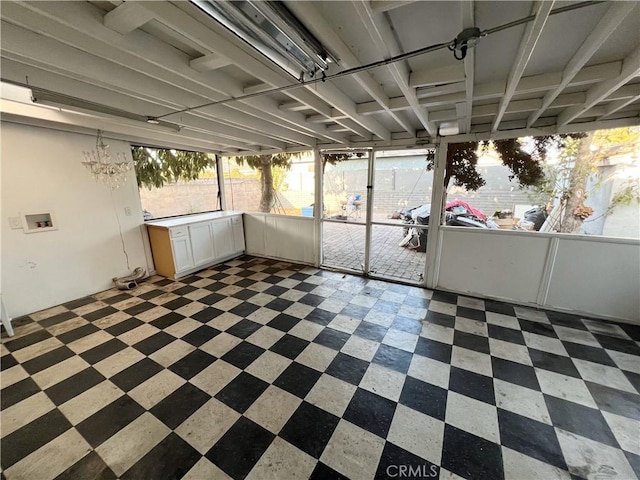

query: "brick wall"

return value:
[139, 179, 220, 218]
[223, 178, 261, 212]
[139, 160, 536, 219]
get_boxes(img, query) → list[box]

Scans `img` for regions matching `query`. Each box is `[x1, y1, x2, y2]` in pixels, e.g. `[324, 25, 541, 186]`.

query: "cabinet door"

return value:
[212, 218, 234, 259]
[232, 216, 245, 253]
[172, 236, 194, 273]
[189, 222, 216, 265]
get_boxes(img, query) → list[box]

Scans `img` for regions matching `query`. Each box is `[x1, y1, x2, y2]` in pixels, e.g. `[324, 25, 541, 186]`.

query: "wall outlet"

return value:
[9, 217, 21, 229]
[124, 207, 132, 216]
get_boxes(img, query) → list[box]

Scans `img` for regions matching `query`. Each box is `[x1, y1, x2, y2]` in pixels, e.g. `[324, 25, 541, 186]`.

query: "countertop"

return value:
[145, 211, 243, 228]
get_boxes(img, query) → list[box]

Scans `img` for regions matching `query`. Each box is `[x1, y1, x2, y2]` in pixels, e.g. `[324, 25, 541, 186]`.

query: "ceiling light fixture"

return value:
[191, 0, 336, 79]
[25, 87, 181, 132]
[438, 122, 460, 136]
[82, 129, 132, 190]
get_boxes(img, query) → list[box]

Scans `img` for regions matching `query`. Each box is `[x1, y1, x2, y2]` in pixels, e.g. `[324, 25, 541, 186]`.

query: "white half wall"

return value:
[437, 227, 640, 324]
[546, 237, 640, 322]
[437, 228, 551, 305]
[244, 213, 317, 265]
[1, 122, 151, 317]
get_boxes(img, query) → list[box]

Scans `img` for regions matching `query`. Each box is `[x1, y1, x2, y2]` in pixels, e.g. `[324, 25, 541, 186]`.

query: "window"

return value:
[133, 146, 221, 220]
[222, 152, 315, 216]
[442, 127, 640, 238]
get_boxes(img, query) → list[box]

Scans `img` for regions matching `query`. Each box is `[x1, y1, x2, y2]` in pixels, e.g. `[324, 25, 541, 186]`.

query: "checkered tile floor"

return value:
[2, 256, 639, 480]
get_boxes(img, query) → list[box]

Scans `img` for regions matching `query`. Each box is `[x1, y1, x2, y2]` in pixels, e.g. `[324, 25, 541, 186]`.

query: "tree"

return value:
[558, 133, 595, 233]
[426, 135, 582, 191]
[322, 152, 364, 174]
[232, 154, 293, 212]
[132, 146, 216, 189]
[539, 127, 640, 233]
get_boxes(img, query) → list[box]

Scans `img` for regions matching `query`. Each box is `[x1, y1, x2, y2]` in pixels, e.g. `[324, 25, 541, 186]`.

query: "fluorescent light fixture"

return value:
[191, 0, 336, 79]
[0, 82, 34, 104]
[28, 88, 181, 132]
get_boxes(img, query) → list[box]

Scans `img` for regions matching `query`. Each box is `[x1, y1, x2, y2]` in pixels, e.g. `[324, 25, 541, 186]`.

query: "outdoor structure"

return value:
[2, 0, 639, 320]
[1, 2, 640, 479]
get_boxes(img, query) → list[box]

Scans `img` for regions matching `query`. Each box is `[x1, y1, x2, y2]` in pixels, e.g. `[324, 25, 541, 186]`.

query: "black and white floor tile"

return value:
[1, 256, 639, 480]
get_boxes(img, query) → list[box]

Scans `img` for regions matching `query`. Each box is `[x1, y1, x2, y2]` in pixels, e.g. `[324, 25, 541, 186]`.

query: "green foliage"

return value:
[232, 153, 293, 170]
[528, 137, 580, 205]
[427, 135, 582, 191]
[322, 152, 364, 173]
[132, 146, 216, 189]
[531, 127, 640, 205]
[610, 180, 640, 210]
[592, 127, 640, 156]
[446, 142, 486, 190]
[272, 165, 289, 192]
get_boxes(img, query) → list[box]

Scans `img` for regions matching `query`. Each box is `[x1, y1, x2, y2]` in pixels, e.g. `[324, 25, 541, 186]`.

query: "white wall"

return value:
[244, 213, 317, 265]
[437, 227, 640, 324]
[1, 123, 151, 317]
[546, 237, 640, 322]
[437, 228, 551, 304]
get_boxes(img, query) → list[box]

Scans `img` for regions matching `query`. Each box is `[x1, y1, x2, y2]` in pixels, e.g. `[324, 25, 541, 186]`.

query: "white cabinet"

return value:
[189, 222, 216, 265]
[232, 215, 245, 250]
[172, 235, 194, 273]
[147, 213, 245, 279]
[212, 217, 235, 260]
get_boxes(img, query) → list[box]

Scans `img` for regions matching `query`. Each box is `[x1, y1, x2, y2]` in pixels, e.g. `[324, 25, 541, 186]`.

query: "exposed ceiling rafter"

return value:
[527, 1, 637, 127]
[1, 0, 638, 153]
[352, 1, 437, 137]
[357, 60, 624, 115]
[286, 1, 416, 136]
[558, 47, 640, 126]
[2, 97, 246, 154]
[156, 1, 391, 140]
[599, 95, 640, 120]
[128, 2, 356, 139]
[103, 2, 153, 35]
[492, 1, 554, 132]
[189, 53, 232, 72]
[409, 64, 466, 88]
[370, 1, 416, 14]
[4, 1, 348, 145]
[0, 23, 309, 149]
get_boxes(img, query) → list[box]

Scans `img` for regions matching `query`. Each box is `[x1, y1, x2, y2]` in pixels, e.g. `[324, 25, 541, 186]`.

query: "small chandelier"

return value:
[82, 130, 132, 189]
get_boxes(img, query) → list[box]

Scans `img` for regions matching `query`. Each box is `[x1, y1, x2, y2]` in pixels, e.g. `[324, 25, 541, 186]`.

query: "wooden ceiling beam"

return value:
[356, 61, 623, 115]
[189, 53, 232, 72]
[287, 1, 415, 136]
[558, 47, 640, 126]
[150, 1, 390, 140]
[103, 2, 153, 35]
[527, 2, 637, 126]
[492, 1, 554, 132]
[353, 1, 437, 136]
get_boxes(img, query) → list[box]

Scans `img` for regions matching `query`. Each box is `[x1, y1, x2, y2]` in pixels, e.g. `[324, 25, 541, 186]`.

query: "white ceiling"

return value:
[1, 0, 639, 155]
